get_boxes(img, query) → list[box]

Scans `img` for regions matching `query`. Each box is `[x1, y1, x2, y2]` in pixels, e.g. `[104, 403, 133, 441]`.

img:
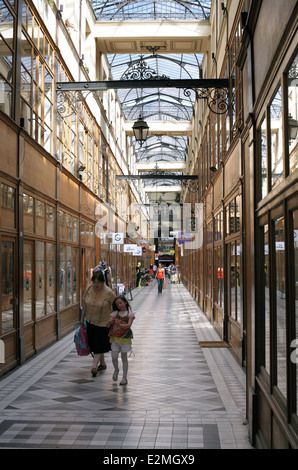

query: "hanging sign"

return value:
[124, 244, 136, 253]
[112, 233, 124, 244]
[133, 246, 142, 256]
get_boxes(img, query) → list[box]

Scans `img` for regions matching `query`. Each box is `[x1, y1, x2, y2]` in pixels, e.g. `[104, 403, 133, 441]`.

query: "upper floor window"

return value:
[287, 53, 298, 174]
[0, 0, 16, 118]
[258, 50, 298, 201]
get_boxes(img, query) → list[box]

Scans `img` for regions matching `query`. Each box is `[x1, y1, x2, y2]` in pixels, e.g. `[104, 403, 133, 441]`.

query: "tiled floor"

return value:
[0, 281, 253, 450]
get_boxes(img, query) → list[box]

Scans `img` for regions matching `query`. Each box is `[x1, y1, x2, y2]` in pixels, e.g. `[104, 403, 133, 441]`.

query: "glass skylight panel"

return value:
[90, 0, 211, 21]
[89, 1, 209, 165]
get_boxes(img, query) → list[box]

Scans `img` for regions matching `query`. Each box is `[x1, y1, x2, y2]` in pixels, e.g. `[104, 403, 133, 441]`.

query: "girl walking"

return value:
[108, 295, 135, 385]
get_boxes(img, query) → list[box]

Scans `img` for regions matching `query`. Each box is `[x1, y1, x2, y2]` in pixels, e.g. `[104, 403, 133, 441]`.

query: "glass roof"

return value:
[136, 136, 188, 162]
[91, 0, 211, 21]
[109, 53, 201, 121]
[90, 0, 211, 185]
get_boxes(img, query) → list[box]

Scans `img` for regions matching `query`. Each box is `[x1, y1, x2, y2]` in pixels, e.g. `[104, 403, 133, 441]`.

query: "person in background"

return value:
[81, 268, 116, 377]
[94, 259, 110, 286]
[156, 263, 165, 294]
[136, 262, 142, 287]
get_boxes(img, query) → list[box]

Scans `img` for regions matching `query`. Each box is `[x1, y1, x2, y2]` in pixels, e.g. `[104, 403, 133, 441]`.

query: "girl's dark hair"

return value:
[91, 270, 105, 283]
[112, 295, 131, 312]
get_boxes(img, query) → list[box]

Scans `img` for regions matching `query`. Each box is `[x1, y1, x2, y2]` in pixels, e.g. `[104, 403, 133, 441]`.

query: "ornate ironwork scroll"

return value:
[121, 55, 170, 81]
[181, 179, 199, 193]
[184, 86, 229, 115]
[56, 87, 101, 118]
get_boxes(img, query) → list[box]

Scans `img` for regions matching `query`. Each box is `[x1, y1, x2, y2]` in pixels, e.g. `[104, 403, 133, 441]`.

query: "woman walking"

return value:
[81, 268, 116, 377]
[156, 263, 165, 294]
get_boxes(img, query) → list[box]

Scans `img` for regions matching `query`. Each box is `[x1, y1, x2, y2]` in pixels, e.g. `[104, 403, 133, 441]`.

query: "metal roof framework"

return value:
[88, 0, 213, 188]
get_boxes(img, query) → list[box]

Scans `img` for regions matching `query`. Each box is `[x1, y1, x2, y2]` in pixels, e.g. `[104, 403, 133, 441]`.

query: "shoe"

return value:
[113, 370, 119, 381]
[91, 368, 97, 377]
[97, 364, 107, 371]
[119, 378, 127, 385]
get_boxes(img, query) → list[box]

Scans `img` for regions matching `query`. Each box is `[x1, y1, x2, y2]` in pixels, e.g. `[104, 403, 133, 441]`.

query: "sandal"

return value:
[97, 364, 107, 371]
[91, 368, 97, 377]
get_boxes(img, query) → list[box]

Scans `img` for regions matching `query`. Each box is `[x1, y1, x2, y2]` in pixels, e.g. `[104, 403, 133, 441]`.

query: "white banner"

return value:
[123, 244, 136, 253]
[133, 246, 142, 256]
[112, 233, 124, 244]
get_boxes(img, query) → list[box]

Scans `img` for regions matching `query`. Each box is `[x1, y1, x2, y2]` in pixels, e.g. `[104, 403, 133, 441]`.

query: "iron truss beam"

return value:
[116, 174, 198, 180]
[115, 174, 199, 193]
[56, 78, 230, 116]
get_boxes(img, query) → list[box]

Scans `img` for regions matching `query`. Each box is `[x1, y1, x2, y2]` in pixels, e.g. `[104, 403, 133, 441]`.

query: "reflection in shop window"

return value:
[46, 243, 55, 314]
[263, 224, 270, 374]
[66, 214, 72, 241]
[66, 246, 72, 305]
[261, 117, 268, 199]
[1, 241, 14, 333]
[36, 242, 45, 319]
[46, 205, 55, 237]
[1, 183, 15, 228]
[59, 210, 66, 240]
[23, 242, 33, 323]
[0, 2, 14, 119]
[35, 200, 45, 235]
[73, 248, 78, 304]
[293, 210, 298, 414]
[73, 217, 79, 243]
[236, 241, 241, 324]
[59, 246, 65, 309]
[270, 86, 283, 190]
[287, 53, 298, 174]
[275, 217, 286, 398]
[23, 194, 34, 232]
[230, 243, 236, 320]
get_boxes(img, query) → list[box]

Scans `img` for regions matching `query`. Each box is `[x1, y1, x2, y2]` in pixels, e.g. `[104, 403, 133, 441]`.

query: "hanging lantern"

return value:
[132, 115, 149, 146]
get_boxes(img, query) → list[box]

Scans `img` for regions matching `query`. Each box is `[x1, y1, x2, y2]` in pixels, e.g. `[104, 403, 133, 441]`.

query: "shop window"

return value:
[46, 243, 55, 314]
[35, 200, 45, 235]
[66, 246, 72, 305]
[23, 194, 34, 232]
[58, 244, 79, 309]
[66, 214, 72, 241]
[46, 205, 55, 237]
[1, 183, 15, 228]
[1, 240, 14, 333]
[263, 224, 270, 374]
[227, 240, 241, 324]
[287, 53, 298, 174]
[73, 217, 79, 243]
[274, 217, 287, 398]
[0, 1, 15, 118]
[270, 86, 283, 190]
[293, 210, 298, 414]
[225, 196, 240, 237]
[207, 248, 212, 297]
[261, 117, 268, 199]
[35, 241, 45, 319]
[23, 242, 33, 323]
[214, 245, 224, 308]
[228, 243, 236, 320]
[59, 210, 66, 240]
[59, 245, 66, 309]
[214, 211, 223, 241]
[73, 248, 78, 304]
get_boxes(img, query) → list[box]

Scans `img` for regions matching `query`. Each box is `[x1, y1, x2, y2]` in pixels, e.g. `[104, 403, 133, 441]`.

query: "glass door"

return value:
[1, 239, 16, 335]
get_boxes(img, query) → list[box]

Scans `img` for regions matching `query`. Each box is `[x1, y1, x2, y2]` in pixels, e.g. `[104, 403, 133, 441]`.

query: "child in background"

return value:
[108, 295, 135, 385]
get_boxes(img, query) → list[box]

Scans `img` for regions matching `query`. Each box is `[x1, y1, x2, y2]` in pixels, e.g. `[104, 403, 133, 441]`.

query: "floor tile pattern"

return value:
[0, 282, 252, 449]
